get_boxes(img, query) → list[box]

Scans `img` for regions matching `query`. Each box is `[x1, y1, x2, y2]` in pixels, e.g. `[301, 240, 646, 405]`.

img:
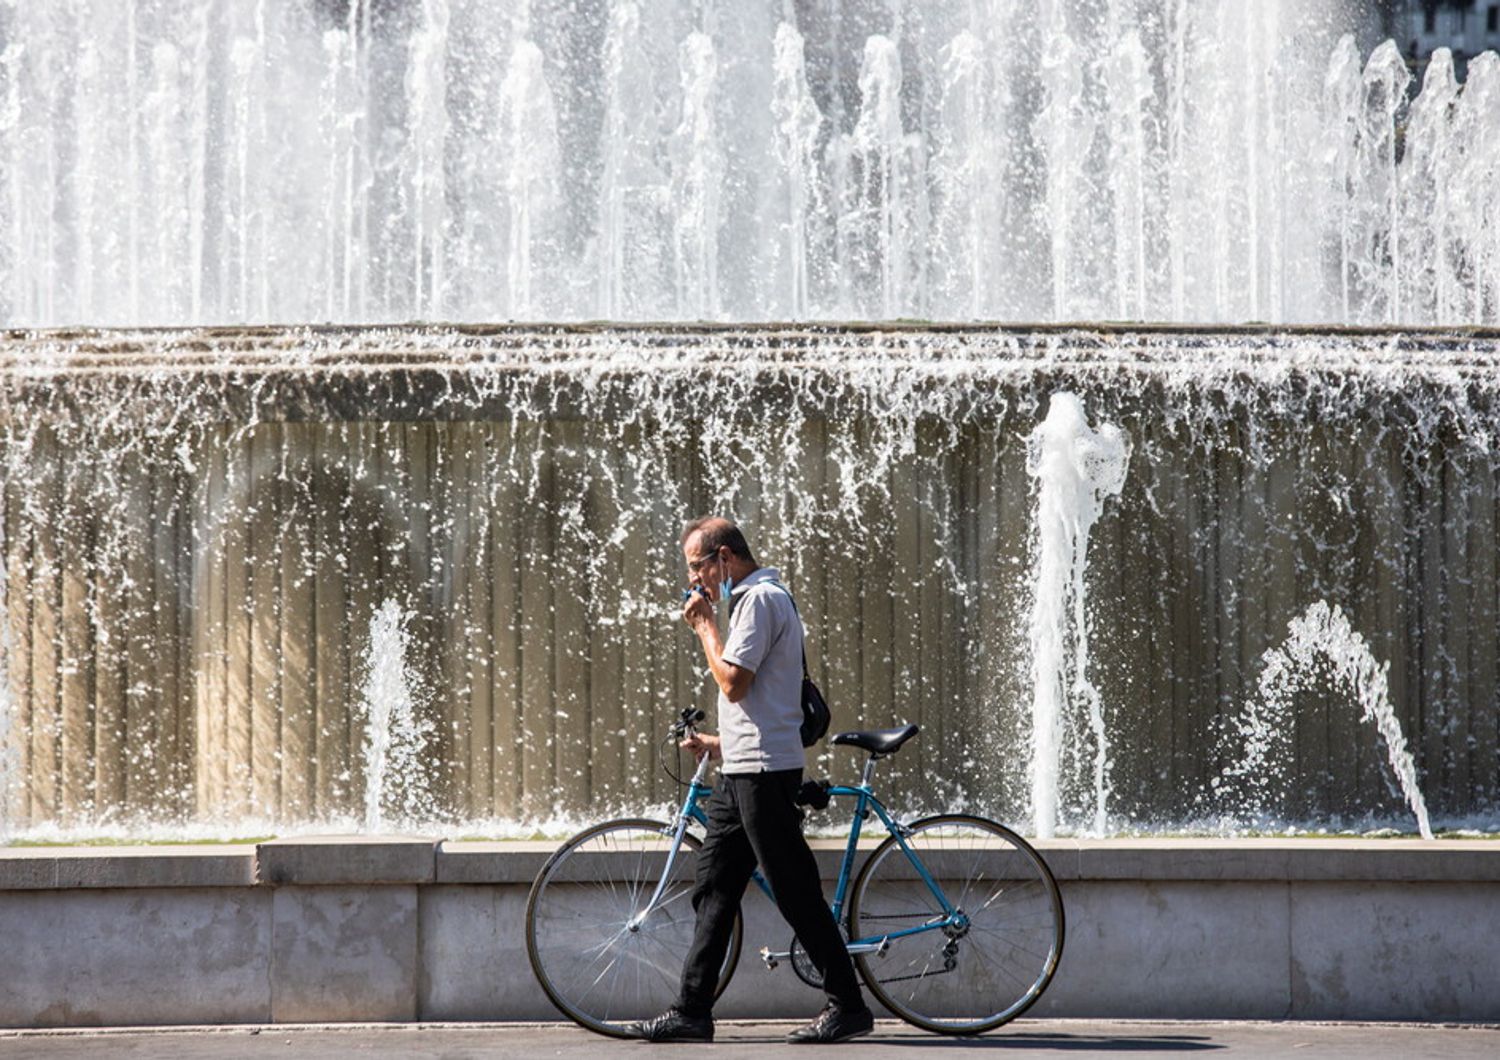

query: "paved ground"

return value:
[2, 1021, 1498, 1058]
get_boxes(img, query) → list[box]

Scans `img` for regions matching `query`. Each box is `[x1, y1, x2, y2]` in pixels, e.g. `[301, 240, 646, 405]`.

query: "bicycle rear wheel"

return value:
[525, 818, 742, 1038]
[848, 814, 1064, 1035]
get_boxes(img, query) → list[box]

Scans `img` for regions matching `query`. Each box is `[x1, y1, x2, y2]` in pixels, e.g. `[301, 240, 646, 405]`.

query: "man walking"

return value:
[630, 516, 873, 1044]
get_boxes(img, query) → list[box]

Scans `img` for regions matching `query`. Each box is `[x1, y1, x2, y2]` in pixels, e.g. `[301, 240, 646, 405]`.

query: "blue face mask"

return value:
[719, 573, 734, 599]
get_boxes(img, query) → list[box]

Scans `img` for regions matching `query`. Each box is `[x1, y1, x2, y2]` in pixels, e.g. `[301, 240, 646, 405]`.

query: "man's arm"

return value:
[683, 591, 755, 702]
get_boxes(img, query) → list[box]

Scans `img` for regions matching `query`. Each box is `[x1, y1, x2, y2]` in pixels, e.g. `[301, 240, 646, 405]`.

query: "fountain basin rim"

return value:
[1, 837, 1496, 891]
[6, 322, 1500, 383]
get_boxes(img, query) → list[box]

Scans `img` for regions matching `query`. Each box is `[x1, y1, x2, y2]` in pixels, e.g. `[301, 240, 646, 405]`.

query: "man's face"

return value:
[683, 533, 725, 602]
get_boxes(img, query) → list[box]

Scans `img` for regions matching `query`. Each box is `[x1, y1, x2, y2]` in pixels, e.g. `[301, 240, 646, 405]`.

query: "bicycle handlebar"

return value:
[669, 707, 705, 739]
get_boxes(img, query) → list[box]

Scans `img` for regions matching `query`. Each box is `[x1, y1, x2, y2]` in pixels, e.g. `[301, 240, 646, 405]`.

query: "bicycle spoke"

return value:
[851, 816, 1063, 1034]
[527, 820, 740, 1037]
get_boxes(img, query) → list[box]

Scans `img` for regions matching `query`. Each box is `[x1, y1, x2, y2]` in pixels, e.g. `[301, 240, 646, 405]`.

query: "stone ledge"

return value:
[1057, 838, 1500, 882]
[2, 837, 1498, 891]
[256, 836, 438, 886]
[0, 846, 256, 890]
[433, 842, 553, 885]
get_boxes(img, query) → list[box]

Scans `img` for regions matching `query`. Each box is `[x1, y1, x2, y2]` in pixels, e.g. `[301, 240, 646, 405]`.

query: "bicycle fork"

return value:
[625, 751, 713, 932]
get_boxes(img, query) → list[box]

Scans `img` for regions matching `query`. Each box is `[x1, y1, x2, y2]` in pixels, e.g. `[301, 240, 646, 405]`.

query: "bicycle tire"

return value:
[525, 817, 742, 1038]
[848, 814, 1064, 1035]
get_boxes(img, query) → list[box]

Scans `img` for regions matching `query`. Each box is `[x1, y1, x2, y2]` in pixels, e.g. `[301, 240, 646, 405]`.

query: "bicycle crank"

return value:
[759, 945, 787, 971]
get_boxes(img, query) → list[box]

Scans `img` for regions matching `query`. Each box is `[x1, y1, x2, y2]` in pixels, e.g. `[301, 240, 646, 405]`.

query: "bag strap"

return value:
[730, 577, 811, 680]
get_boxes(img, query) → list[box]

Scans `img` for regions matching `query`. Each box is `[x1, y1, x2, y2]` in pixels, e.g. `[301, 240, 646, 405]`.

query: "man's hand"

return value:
[681, 733, 722, 761]
[682, 586, 715, 629]
[681, 583, 755, 702]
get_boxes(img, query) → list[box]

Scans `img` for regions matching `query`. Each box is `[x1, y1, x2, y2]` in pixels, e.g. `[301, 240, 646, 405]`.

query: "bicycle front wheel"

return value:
[848, 814, 1064, 1035]
[525, 818, 742, 1038]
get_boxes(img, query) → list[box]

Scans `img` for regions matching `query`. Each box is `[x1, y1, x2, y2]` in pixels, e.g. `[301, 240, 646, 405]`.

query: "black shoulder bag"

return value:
[732, 580, 831, 747]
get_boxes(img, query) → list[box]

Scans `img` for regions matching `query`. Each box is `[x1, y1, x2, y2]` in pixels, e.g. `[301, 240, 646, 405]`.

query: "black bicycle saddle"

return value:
[830, 723, 920, 756]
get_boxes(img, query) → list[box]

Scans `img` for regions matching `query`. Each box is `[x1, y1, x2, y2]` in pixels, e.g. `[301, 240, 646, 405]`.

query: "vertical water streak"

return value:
[1034, 2, 1082, 320]
[932, 29, 989, 318]
[71, 12, 100, 323]
[126, 0, 141, 321]
[771, 21, 822, 319]
[1453, 53, 1500, 323]
[1208, 1, 1239, 318]
[1260, 2, 1286, 321]
[0, 506, 11, 840]
[350, 0, 374, 320]
[1402, 50, 1459, 325]
[224, 7, 269, 323]
[1358, 41, 1410, 324]
[185, 5, 210, 322]
[596, 2, 656, 318]
[498, 39, 560, 320]
[360, 599, 432, 831]
[850, 35, 908, 319]
[1165, 0, 1188, 319]
[1244, 4, 1264, 319]
[1103, 27, 1150, 320]
[321, 28, 352, 321]
[1323, 34, 1361, 323]
[145, 42, 188, 324]
[1026, 393, 1129, 838]
[670, 31, 723, 319]
[407, 0, 450, 318]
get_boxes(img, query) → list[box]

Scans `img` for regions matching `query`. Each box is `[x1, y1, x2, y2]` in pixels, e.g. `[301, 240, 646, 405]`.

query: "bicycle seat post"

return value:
[860, 753, 880, 789]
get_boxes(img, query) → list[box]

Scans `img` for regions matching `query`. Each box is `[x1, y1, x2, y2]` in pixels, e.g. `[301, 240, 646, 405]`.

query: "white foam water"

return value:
[1217, 601, 1433, 840]
[1025, 392, 1131, 838]
[359, 598, 433, 832]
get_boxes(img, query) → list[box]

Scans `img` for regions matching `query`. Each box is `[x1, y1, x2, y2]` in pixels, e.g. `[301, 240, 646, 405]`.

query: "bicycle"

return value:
[525, 707, 1065, 1037]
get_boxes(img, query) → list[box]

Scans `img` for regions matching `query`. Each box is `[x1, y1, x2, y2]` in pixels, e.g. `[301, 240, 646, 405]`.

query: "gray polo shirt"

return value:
[717, 567, 806, 774]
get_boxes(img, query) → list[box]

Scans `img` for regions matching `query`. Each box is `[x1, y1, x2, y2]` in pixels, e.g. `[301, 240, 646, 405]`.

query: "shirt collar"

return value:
[729, 566, 779, 600]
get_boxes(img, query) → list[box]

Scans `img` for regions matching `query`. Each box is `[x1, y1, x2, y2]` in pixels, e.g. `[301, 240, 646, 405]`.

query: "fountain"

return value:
[0, 1, 1496, 839]
[1025, 393, 1130, 838]
[359, 597, 431, 831]
[1214, 600, 1433, 839]
[0, 1, 1494, 327]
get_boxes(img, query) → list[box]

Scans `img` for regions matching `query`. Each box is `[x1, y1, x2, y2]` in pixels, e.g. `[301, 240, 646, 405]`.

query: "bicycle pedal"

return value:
[760, 946, 791, 970]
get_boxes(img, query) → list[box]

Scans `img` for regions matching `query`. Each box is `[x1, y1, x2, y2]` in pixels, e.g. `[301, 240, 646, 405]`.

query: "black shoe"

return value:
[786, 1003, 874, 1044]
[628, 1007, 714, 1043]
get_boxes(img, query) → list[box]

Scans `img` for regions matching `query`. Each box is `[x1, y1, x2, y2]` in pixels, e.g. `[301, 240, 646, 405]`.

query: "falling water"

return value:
[0, 565, 12, 842]
[3, 1, 1494, 327]
[1216, 601, 1433, 839]
[1025, 393, 1130, 839]
[1, 0, 1498, 840]
[770, 21, 821, 320]
[360, 598, 432, 832]
[670, 32, 723, 320]
[496, 36, 560, 320]
[0, 325, 1498, 834]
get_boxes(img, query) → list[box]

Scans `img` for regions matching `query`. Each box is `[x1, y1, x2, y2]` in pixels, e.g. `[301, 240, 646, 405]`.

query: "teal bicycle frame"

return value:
[629, 743, 966, 965]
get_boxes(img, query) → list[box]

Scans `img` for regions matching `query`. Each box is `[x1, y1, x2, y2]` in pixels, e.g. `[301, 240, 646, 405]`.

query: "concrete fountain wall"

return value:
[0, 837, 1496, 1026]
[2, 324, 1500, 833]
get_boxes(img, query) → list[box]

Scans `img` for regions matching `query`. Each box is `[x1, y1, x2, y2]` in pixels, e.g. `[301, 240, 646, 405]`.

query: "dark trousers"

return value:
[676, 768, 865, 1016]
